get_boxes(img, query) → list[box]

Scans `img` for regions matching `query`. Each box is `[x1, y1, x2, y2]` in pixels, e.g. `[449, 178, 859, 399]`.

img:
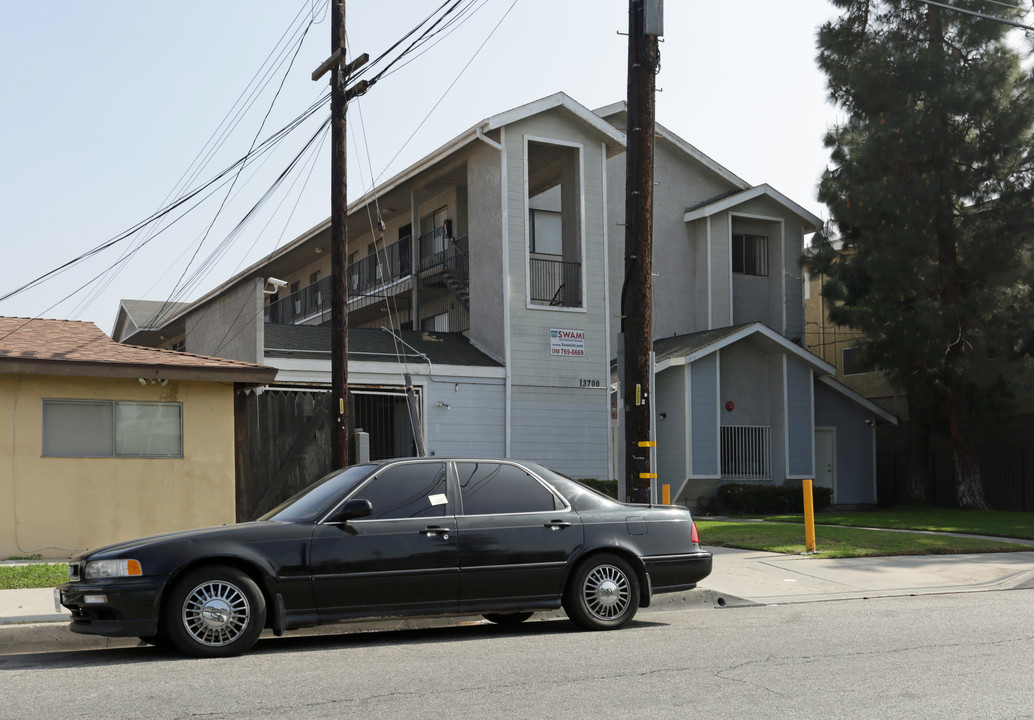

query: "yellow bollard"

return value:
[662, 484, 670, 505]
[802, 478, 817, 553]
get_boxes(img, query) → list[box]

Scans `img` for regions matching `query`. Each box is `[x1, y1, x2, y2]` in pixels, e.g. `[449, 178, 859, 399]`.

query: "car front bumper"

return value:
[57, 580, 164, 637]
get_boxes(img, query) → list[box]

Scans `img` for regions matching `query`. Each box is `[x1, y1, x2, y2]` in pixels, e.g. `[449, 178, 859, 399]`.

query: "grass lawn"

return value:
[0, 564, 68, 590]
[761, 506, 1034, 541]
[696, 520, 1032, 559]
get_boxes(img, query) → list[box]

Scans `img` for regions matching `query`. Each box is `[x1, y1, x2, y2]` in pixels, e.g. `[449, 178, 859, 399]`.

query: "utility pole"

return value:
[313, 1, 367, 469]
[621, 0, 661, 503]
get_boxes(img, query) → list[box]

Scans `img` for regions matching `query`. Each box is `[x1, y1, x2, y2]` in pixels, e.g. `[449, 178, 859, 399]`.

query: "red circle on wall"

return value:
[725, 401, 735, 412]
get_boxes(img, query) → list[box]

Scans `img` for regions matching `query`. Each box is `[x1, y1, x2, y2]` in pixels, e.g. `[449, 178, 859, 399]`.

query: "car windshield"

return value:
[259, 464, 377, 523]
[524, 463, 624, 511]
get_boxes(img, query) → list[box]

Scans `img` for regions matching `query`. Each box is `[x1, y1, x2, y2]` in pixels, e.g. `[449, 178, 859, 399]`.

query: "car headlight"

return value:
[84, 559, 143, 579]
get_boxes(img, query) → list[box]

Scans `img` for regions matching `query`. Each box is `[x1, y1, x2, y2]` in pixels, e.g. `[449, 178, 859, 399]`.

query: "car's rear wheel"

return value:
[164, 565, 266, 658]
[563, 553, 639, 630]
[482, 612, 534, 625]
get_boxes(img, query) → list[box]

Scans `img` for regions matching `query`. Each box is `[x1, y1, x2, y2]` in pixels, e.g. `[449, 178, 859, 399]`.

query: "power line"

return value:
[913, 0, 1034, 31]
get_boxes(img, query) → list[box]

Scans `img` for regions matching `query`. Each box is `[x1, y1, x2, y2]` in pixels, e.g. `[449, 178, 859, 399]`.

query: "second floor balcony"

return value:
[264, 231, 471, 330]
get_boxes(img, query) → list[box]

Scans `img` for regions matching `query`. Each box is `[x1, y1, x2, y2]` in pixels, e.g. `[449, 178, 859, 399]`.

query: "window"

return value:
[732, 233, 769, 276]
[457, 462, 558, 515]
[42, 400, 183, 458]
[421, 313, 448, 332]
[354, 462, 447, 520]
[530, 209, 563, 256]
[842, 346, 874, 376]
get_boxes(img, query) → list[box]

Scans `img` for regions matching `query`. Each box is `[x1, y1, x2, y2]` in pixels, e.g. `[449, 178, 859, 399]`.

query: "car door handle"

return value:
[420, 526, 452, 539]
[545, 520, 572, 530]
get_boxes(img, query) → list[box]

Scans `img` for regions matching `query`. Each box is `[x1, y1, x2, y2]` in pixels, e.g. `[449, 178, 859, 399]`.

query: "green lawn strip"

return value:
[760, 507, 1034, 540]
[0, 564, 68, 590]
[696, 520, 1031, 559]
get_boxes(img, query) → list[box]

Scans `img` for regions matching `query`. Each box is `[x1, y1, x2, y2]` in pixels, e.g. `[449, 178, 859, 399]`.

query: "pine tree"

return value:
[811, 0, 1034, 508]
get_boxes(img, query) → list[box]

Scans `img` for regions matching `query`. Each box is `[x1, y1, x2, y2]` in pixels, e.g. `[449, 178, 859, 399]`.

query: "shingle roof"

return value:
[264, 325, 502, 367]
[0, 317, 277, 383]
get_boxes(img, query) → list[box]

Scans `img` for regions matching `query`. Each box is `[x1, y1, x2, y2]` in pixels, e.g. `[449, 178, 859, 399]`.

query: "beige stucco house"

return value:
[0, 317, 276, 559]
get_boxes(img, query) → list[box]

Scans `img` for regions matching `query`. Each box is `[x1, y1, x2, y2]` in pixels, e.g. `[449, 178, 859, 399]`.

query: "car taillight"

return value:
[691, 522, 700, 544]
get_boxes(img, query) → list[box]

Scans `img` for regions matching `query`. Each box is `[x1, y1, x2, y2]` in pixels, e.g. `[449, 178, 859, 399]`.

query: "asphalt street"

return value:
[2, 589, 1033, 719]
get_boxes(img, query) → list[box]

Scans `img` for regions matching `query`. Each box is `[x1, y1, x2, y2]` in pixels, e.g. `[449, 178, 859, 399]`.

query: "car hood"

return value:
[74, 521, 284, 561]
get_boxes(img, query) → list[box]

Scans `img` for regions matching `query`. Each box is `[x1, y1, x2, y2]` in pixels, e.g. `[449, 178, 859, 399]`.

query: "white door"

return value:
[814, 428, 835, 500]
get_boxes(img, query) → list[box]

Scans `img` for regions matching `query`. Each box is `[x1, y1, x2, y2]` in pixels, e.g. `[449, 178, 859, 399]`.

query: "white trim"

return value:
[487, 92, 626, 150]
[522, 134, 588, 313]
[726, 212, 734, 328]
[683, 362, 691, 486]
[706, 216, 713, 330]
[684, 183, 823, 231]
[816, 375, 898, 425]
[601, 139, 614, 484]
[591, 102, 749, 189]
[500, 127, 512, 458]
[782, 355, 790, 480]
[653, 322, 836, 375]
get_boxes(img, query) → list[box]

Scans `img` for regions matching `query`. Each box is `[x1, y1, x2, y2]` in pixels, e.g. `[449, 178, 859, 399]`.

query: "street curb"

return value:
[0, 588, 733, 656]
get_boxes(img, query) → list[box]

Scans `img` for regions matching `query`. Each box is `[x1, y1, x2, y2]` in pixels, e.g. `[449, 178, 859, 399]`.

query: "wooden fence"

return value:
[877, 450, 1034, 510]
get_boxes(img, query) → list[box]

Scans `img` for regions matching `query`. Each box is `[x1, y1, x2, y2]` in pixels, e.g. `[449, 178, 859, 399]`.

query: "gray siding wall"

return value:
[467, 137, 506, 362]
[603, 128, 740, 343]
[785, 357, 814, 478]
[424, 376, 505, 458]
[709, 213, 732, 328]
[185, 278, 263, 363]
[503, 111, 611, 478]
[690, 354, 719, 476]
[511, 391, 609, 479]
[731, 215, 783, 332]
[814, 382, 877, 504]
[655, 366, 688, 490]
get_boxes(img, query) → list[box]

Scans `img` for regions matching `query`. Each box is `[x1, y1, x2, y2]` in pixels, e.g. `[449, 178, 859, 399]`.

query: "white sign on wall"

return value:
[550, 328, 585, 357]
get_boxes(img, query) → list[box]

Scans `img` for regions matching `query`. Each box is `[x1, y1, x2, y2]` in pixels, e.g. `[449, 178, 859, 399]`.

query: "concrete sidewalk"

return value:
[2, 547, 1033, 655]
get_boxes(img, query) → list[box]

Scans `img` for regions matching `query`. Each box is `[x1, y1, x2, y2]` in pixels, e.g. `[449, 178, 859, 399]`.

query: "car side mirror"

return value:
[331, 499, 372, 523]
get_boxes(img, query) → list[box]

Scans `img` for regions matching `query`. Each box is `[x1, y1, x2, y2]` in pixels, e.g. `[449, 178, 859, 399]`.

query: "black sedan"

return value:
[57, 457, 712, 657]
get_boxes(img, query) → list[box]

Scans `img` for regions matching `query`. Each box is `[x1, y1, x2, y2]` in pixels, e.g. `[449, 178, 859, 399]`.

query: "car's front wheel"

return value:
[164, 565, 266, 658]
[563, 553, 640, 630]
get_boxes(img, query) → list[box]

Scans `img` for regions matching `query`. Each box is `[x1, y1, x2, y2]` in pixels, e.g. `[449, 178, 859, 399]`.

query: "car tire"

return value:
[563, 553, 640, 630]
[482, 612, 534, 625]
[164, 565, 266, 658]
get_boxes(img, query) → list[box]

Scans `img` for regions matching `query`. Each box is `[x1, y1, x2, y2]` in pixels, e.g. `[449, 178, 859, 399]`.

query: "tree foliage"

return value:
[809, 0, 1034, 508]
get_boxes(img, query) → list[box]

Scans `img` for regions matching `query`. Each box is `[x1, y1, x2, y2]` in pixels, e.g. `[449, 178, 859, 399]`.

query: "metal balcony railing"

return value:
[529, 257, 582, 307]
[264, 232, 471, 329]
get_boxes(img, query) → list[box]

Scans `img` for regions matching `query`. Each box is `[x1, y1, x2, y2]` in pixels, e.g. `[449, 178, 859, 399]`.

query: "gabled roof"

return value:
[131, 93, 629, 336]
[0, 317, 276, 383]
[112, 299, 191, 343]
[593, 101, 749, 190]
[683, 183, 823, 231]
[818, 375, 898, 425]
[652, 322, 835, 375]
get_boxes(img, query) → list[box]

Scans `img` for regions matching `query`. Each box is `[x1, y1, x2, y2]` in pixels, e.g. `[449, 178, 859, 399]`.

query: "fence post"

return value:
[803, 478, 817, 553]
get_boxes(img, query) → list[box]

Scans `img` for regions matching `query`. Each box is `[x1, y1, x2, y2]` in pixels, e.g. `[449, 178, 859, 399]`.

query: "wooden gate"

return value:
[234, 389, 333, 521]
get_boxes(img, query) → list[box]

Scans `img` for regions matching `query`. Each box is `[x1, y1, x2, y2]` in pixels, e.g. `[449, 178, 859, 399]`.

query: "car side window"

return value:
[355, 463, 448, 520]
[457, 462, 558, 515]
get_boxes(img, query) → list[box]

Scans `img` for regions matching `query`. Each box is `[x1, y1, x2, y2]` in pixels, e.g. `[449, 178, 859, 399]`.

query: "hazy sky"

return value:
[0, 0, 841, 333]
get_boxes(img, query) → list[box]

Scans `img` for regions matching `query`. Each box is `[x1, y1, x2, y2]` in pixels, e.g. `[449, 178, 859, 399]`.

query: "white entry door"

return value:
[814, 428, 836, 501]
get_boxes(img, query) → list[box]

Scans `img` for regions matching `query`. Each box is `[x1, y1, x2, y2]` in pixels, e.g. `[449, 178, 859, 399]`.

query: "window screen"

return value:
[43, 400, 182, 458]
[458, 462, 558, 515]
[531, 209, 563, 256]
[731, 233, 769, 276]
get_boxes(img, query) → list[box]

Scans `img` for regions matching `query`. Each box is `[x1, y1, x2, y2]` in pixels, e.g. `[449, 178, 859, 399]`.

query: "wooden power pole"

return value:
[313, 1, 366, 470]
[622, 0, 661, 503]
